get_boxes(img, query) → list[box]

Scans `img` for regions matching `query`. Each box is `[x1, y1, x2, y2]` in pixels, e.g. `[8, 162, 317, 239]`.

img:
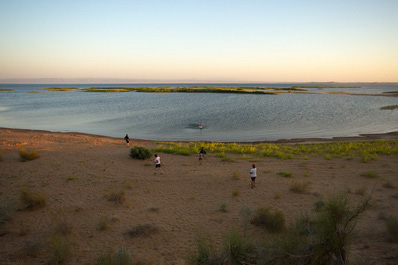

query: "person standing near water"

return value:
[124, 134, 130, 147]
[250, 164, 257, 188]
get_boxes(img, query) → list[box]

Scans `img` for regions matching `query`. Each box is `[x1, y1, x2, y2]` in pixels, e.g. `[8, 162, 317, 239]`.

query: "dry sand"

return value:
[0, 128, 397, 265]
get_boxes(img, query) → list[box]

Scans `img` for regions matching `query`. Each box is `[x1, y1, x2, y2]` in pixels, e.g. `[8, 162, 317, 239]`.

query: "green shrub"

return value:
[251, 207, 286, 233]
[222, 230, 257, 264]
[20, 186, 47, 209]
[315, 199, 325, 211]
[126, 224, 157, 237]
[290, 181, 311, 194]
[47, 235, 73, 265]
[188, 235, 219, 265]
[129, 146, 152, 160]
[385, 216, 398, 243]
[259, 193, 370, 264]
[18, 148, 40, 162]
[277, 171, 293, 178]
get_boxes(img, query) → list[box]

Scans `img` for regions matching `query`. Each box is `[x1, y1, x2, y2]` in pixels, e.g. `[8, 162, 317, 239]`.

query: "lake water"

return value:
[0, 83, 397, 142]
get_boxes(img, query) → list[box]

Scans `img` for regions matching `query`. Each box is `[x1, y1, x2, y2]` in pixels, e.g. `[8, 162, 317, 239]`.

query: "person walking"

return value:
[250, 164, 257, 188]
[199, 147, 206, 165]
[154, 154, 164, 174]
[124, 134, 130, 147]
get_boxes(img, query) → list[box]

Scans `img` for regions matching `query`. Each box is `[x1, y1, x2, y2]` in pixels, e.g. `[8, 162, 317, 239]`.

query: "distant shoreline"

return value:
[1, 127, 397, 144]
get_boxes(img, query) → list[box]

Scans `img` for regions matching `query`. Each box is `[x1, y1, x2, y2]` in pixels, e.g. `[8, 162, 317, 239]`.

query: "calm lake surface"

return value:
[0, 83, 397, 142]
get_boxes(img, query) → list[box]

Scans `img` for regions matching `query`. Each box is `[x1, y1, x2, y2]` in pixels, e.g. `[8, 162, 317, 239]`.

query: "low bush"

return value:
[97, 216, 110, 231]
[126, 224, 158, 237]
[232, 190, 240, 197]
[385, 216, 398, 243]
[20, 186, 47, 209]
[251, 207, 286, 233]
[18, 148, 40, 162]
[222, 230, 257, 264]
[129, 146, 151, 160]
[232, 171, 241, 180]
[219, 202, 228, 212]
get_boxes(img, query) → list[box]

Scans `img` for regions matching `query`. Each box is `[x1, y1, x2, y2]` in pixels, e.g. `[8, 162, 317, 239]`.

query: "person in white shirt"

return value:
[250, 164, 257, 188]
[154, 154, 163, 174]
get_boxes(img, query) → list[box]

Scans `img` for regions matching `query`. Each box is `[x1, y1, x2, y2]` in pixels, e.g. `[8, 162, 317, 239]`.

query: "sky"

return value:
[0, 0, 397, 83]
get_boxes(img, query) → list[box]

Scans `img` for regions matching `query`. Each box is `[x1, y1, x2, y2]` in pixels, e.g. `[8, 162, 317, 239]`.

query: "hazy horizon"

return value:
[1, 0, 397, 82]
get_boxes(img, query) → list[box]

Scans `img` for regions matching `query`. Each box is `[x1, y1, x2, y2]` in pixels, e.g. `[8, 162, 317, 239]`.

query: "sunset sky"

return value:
[1, 0, 397, 82]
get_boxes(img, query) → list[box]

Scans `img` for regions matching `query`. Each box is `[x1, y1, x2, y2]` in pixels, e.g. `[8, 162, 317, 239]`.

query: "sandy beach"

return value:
[1, 128, 397, 264]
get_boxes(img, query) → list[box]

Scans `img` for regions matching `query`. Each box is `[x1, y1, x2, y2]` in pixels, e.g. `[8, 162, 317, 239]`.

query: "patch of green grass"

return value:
[125, 224, 158, 237]
[66, 176, 79, 181]
[18, 148, 40, 162]
[251, 207, 286, 233]
[221, 156, 235, 162]
[361, 171, 379, 178]
[290, 181, 311, 194]
[20, 186, 47, 209]
[277, 171, 293, 178]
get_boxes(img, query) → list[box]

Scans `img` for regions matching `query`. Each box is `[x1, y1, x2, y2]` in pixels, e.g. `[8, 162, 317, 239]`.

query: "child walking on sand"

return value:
[250, 164, 257, 188]
[198, 147, 206, 165]
[154, 154, 164, 174]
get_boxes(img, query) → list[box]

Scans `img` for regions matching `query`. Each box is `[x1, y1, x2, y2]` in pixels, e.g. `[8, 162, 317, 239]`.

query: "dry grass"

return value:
[232, 170, 241, 180]
[20, 186, 48, 209]
[18, 148, 40, 162]
[232, 190, 240, 197]
[125, 224, 158, 237]
[104, 189, 126, 204]
[277, 171, 293, 178]
[97, 215, 110, 231]
[47, 235, 73, 265]
[290, 181, 311, 194]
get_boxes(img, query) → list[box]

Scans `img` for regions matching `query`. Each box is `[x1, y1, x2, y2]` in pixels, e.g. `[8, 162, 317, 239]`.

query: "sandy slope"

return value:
[0, 128, 397, 265]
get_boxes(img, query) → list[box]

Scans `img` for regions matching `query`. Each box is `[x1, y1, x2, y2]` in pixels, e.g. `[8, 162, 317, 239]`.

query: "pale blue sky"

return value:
[1, 0, 397, 82]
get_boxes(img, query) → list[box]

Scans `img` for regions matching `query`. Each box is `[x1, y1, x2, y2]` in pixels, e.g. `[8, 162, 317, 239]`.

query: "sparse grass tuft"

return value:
[96, 247, 133, 265]
[129, 146, 152, 160]
[47, 235, 73, 265]
[219, 202, 228, 212]
[380, 105, 398, 110]
[290, 181, 311, 194]
[361, 171, 379, 178]
[97, 216, 110, 231]
[383, 181, 396, 189]
[273, 193, 281, 199]
[20, 186, 47, 209]
[126, 224, 158, 237]
[355, 187, 367, 196]
[18, 148, 40, 162]
[105, 189, 126, 204]
[315, 199, 325, 211]
[232, 190, 240, 197]
[277, 171, 293, 178]
[221, 156, 235, 162]
[251, 207, 286, 233]
[232, 170, 241, 180]
[21, 240, 42, 258]
[385, 216, 398, 242]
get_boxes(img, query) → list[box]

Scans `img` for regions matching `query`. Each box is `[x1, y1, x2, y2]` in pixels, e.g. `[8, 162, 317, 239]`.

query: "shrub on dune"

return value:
[18, 148, 40, 162]
[129, 146, 152, 160]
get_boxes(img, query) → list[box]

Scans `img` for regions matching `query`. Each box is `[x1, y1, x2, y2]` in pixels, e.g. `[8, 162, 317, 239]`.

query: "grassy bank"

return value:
[152, 140, 398, 161]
